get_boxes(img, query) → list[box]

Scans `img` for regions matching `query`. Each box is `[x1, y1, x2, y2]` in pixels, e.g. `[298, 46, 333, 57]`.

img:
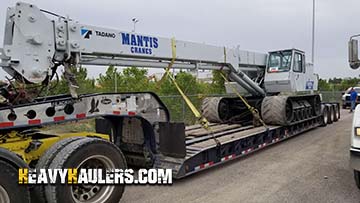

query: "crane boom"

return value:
[0, 2, 266, 97]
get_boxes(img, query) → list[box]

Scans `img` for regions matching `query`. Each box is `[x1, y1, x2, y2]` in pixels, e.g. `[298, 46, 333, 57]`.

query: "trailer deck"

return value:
[154, 115, 323, 179]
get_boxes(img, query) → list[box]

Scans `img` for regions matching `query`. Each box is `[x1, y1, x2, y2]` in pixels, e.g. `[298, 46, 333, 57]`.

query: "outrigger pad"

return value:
[159, 122, 186, 158]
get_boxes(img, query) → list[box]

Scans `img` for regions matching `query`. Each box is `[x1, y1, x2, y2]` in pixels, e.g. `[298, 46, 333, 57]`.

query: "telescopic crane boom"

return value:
[0, 2, 267, 99]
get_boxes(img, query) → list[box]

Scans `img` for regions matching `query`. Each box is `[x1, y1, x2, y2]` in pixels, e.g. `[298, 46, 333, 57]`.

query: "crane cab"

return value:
[264, 49, 318, 94]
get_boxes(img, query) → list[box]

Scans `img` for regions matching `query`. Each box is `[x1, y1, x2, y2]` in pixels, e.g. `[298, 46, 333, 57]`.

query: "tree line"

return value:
[39, 67, 357, 123]
[42, 66, 226, 123]
[46, 66, 226, 96]
[318, 77, 360, 91]
[47, 67, 360, 95]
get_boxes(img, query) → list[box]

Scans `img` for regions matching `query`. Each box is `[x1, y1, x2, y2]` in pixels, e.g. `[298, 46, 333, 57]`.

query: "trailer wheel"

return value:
[354, 170, 360, 189]
[0, 160, 31, 203]
[45, 138, 127, 203]
[320, 105, 328, 127]
[335, 103, 341, 120]
[33, 137, 86, 202]
[326, 104, 334, 124]
[332, 104, 339, 122]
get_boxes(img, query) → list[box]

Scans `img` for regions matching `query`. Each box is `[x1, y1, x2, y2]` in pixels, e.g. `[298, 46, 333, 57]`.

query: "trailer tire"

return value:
[45, 138, 127, 203]
[335, 103, 341, 120]
[332, 104, 339, 122]
[320, 105, 328, 127]
[354, 170, 360, 190]
[33, 137, 86, 203]
[0, 160, 31, 203]
[326, 104, 334, 124]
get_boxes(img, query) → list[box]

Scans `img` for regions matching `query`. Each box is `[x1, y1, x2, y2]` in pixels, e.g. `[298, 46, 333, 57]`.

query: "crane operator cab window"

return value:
[293, 53, 304, 72]
[267, 51, 292, 72]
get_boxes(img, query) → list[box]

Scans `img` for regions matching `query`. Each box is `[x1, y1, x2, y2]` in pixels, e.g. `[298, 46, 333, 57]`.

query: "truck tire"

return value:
[354, 170, 360, 189]
[320, 105, 328, 127]
[45, 138, 127, 203]
[261, 96, 293, 126]
[0, 147, 28, 169]
[0, 160, 31, 203]
[33, 137, 86, 203]
[0, 148, 30, 203]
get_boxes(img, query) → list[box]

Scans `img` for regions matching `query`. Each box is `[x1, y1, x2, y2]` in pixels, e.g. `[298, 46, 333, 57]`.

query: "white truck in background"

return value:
[348, 37, 360, 189]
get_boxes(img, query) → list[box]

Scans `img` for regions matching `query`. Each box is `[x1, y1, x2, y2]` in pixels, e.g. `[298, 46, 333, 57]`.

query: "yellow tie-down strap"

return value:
[157, 38, 177, 87]
[166, 72, 210, 129]
[159, 38, 210, 129]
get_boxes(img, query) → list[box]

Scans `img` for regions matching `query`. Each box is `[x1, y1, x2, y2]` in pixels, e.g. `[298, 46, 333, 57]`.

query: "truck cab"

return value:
[348, 36, 360, 189]
[264, 49, 318, 93]
[350, 107, 360, 189]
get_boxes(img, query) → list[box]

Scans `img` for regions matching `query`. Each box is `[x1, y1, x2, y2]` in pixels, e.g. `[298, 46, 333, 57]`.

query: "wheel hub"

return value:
[0, 185, 10, 203]
[324, 111, 328, 124]
[71, 155, 115, 203]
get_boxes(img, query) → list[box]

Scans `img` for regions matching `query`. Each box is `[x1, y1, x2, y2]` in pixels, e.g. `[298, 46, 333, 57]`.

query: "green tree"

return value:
[97, 65, 119, 93]
[318, 78, 330, 91]
[339, 77, 360, 91]
[157, 71, 207, 124]
[158, 71, 200, 95]
[97, 66, 155, 93]
[209, 70, 226, 94]
[119, 67, 155, 92]
[328, 77, 342, 84]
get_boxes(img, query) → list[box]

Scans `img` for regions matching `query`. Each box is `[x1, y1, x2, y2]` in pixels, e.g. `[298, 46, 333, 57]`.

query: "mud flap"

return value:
[159, 122, 186, 158]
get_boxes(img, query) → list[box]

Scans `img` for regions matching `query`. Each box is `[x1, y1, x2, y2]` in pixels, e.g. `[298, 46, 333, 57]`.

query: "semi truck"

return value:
[348, 35, 360, 189]
[0, 2, 340, 203]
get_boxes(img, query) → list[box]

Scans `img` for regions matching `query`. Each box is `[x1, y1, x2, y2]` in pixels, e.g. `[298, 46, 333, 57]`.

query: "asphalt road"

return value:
[122, 110, 360, 203]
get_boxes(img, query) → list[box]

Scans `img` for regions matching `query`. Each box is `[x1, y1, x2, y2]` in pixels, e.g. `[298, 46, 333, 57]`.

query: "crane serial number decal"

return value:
[121, 33, 158, 55]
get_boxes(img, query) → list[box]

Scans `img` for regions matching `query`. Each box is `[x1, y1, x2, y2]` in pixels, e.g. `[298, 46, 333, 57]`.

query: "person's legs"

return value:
[355, 100, 358, 110]
[351, 100, 355, 112]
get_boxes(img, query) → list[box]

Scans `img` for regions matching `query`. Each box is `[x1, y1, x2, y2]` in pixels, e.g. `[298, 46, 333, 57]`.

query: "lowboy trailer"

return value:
[0, 2, 341, 203]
